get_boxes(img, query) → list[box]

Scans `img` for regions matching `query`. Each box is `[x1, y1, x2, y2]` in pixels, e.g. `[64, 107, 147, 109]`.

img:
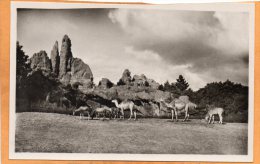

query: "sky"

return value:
[17, 8, 249, 90]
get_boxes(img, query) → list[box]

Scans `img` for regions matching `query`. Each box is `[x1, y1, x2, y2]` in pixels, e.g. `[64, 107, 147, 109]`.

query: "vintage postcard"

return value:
[9, 2, 254, 162]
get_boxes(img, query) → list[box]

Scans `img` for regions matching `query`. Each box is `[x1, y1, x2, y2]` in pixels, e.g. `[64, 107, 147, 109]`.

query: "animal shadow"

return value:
[166, 119, 191, 124]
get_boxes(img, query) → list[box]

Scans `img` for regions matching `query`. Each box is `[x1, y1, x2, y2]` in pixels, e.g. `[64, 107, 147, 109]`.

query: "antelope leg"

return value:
[122, 110, 124, 119]
[208, 116, 211, 124]
[174, 110, 178, 122]
[219, 114, 223, 124]
[183, 112, 187, 122]
[187, 114, 190, 121]
[128, 110, 132, 120]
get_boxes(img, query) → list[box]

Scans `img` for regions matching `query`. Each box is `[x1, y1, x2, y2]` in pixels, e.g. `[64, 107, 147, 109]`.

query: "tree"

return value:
[16, 42, 31, 89]
[163, 81, 171, 91]
[158, 84, 164, 91]
[183, 88, 195, 100]
[193, 80, 248, 122]
[175, 75, 189, 92]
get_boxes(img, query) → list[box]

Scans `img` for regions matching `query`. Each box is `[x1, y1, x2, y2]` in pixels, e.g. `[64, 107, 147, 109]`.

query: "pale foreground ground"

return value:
[15, 112, 248, 154]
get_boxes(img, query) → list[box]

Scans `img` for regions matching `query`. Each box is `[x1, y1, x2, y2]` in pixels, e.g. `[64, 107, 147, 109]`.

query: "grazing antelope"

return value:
[205, 105, 224, 124]
[111, 107, 121, 119]
[73, 106, 92, 120]
[93, 106, 113, 119]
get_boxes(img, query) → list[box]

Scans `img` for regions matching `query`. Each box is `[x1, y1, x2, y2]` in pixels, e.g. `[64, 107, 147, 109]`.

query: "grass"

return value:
[15, 112, 248, 154]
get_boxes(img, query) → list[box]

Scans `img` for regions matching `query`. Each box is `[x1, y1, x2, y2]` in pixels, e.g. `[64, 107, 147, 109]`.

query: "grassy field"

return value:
[15, 112, 248, 154]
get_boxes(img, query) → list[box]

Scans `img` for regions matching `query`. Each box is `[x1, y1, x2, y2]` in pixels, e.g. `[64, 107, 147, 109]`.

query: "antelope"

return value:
[112, 99, 140, 120]
[159, 98, 197, 122]
[73, 106, 92, 120]
[205, 105, 224, 124]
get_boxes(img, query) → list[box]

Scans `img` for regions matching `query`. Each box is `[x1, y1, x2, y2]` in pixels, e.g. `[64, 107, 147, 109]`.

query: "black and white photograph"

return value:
[10, 2, 254, 162]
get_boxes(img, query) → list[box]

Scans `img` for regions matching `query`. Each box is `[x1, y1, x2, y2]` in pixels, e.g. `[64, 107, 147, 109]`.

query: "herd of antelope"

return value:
[72, 97, 224, 124]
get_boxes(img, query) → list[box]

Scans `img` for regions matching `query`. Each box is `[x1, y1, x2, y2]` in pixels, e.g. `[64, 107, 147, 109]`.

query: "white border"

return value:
[69, 0, 260, 4]
[9, 2, 255, 162]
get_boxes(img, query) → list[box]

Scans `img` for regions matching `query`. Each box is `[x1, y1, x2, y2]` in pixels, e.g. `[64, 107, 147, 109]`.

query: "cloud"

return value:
[108, 9, 249, 86]
[18, 9, 249, 91]
[123, 46, 207, 90]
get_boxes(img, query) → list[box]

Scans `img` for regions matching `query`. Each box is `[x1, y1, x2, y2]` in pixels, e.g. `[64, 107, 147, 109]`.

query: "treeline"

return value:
[158, 76, 248, 122]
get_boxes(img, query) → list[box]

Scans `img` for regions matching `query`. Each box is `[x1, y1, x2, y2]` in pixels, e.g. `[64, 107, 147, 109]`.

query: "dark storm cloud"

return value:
[18, 8, 113, 24]
[109, 9, 249, 86]
[133, 37, 218, 66]
[133, 37, 248, 84]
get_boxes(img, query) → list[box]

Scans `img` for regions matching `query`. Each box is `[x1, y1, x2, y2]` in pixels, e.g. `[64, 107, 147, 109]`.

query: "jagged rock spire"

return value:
[50, 41, 60, 76]
[59, 35, 73, 77]
[30, 34, 94, 91]
[120, 69, 132, 85]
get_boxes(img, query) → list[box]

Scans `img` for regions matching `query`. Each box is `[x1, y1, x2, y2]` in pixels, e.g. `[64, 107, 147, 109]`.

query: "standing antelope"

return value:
[112, 99, 139, 120]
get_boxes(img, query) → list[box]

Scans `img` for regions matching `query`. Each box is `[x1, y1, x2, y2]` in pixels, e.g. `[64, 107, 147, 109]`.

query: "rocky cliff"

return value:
[70, 58, 94, 90]
[28, 35, 174, 117]
[30, 50, 52, 73]
[92, 85, 172, 117]
[98, 78, 114, 89]
[30, 35, 93, 91]
[89, 69, 169, 117]
[58, 35, 93, 89]
[132, 74, 160, 89]
[117, 69, 160, 89]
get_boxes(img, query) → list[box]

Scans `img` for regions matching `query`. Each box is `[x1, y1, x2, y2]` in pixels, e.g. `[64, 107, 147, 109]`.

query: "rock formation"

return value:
[27, 35, 174, 117]
[71, 58, 93, 80]
[30, 35, 94, 91]
[93, 84, 172, 117]
[117, 69, 160, 89]
[132, 74, 160, 89]
[24, 34, 203, 118]
[30, 50, 52, 73]
[50, 41, 60, 76]
[147, 79, 160, 89]
[70, 58, 93, 90]
[56, 35, 93, 90]
[132, 74, 147, 86]
[59, 35, 73, 77]
[44, 35, 93, 90]
[118, 69, 132, 85]
[98, 78, 114, 89]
